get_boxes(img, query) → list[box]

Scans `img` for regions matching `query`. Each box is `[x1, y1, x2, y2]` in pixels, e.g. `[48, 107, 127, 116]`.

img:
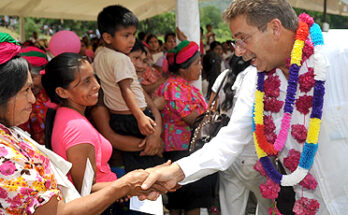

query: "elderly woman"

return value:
[154, 40, 216, 215]
[0, 33, 158, 215]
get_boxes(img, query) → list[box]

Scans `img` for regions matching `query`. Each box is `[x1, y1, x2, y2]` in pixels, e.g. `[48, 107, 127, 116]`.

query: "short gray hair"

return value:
[223, 0, 298, 32]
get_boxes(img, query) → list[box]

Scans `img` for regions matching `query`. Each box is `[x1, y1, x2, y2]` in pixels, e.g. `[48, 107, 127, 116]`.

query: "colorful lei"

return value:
[252, 13, 328, 187]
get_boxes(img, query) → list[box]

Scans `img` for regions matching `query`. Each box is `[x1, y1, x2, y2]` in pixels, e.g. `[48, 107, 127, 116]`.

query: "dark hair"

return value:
[164, 32, 175, 42]
[130, 40, 147, 54]
[138, 31, 147, 41]
[202, 52, 222, 99]
[206, 24, 212, 28]
[42, 52, 86, 149]
[221, 55, 251, 111]
[210, 41, 222, 51]
[146, 34, 158, 44]
[97, 5, 138, 36]
[0, 57, 29, 125]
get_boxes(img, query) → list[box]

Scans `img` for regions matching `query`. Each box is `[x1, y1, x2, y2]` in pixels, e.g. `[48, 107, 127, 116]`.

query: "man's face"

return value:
[229, 15, 278, 72]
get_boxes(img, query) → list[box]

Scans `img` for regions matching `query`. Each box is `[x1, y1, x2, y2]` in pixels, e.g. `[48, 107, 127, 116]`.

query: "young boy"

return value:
[94, 5, 163, 172]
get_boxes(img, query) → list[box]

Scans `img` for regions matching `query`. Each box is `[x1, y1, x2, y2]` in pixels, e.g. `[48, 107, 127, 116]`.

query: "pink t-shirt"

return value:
[52, 107, 117, 183]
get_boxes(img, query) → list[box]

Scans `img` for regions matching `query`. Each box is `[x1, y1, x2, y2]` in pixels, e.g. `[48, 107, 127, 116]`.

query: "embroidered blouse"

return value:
[0, 123, 60, 214]
[156, 75, 207, 151]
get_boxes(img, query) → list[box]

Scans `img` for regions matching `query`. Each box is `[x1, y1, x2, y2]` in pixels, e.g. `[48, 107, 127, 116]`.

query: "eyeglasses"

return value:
[232, 29, 260, 53]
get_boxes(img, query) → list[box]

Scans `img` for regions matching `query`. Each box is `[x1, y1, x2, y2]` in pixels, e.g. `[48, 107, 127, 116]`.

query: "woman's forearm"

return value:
[35, 177, 130, 215]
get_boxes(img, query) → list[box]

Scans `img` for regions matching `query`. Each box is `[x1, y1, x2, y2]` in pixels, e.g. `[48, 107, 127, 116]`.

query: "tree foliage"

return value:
[138, 11, 176, 36]
[200, 5, 231, 42]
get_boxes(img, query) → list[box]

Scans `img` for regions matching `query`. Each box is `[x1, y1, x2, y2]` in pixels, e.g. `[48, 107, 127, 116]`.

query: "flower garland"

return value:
[252, 13, 328, 188]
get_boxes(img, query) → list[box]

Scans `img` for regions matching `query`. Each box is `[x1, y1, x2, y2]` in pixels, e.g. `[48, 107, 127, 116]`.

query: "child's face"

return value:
[107, 26, 137, 54]
[129, 50, 148, 73]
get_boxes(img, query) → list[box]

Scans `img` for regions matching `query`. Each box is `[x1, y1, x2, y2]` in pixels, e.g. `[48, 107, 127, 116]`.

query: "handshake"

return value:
[120, 161, 185, 200]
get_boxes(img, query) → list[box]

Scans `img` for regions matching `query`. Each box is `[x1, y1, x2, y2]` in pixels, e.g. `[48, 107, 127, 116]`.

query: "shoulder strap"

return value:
[211, 70, 230, 109]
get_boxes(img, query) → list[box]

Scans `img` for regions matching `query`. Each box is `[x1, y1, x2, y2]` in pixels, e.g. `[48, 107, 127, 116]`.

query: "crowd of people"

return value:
[0, 0, 348, 215]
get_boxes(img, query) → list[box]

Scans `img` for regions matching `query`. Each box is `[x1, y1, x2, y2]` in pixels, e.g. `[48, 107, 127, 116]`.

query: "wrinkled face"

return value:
[129, 50, 148, 74]
[62, 61, 100, 109]
[148, 37, 159, 52]
[3, 71, 36, 126]
[182, 56, 202, 82]
[164, 36, 176, 51]
[229, 15, 277, 72]
[106, 26, 136, 54]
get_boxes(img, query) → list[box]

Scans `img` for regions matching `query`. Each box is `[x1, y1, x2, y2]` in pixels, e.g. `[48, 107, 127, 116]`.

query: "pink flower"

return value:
[45, 180, 51, 189]
[265, 132, 277, 144]
[299, 68, 315, 93]
[20, 187, 35, 196]
[299, 173, 318, 190]
[299, 13, 315, 27]
[0, 160, 17, 176]
[283, 149, 301, 172]
[6, 193, 22, 208]
[264, 115, 276, 134]
[254, 160, 267, 177]
[0, 147, 8, 157]
[286, 58, 291, 68]
[0, 187, 8, 199]
[291, 124, 307, 144]
[259, 178, 280, 199]
[293, 197, 320, 215]
[264, 75, 281, 98]
[269, 206, 283, 215]
[302, 40, 314, 63]
[264, 97, 284, 113]
[295, 95, 313, 115]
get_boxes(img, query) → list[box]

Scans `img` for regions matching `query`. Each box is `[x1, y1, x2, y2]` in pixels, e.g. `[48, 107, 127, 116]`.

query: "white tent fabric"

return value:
[289, 0, 348, 16]
[0, 0, 176, 21]
[1, 0, 348, 22]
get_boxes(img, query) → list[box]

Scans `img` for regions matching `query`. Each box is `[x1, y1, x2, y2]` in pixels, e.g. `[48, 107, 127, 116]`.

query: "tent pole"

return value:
[20, 16, 25, 42]
[323, 0, 329, 31]
[323, 0, 327, 23]
[176, 0, 202, 90]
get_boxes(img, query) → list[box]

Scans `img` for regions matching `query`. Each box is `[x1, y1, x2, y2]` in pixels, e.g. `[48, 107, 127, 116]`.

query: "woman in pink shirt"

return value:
[42, 53, 117, 192]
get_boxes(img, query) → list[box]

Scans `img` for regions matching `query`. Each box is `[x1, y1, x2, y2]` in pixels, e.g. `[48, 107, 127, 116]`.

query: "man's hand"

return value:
[119, 169, 166, 200]
[138, 115, 156, 136]
[141, 161, 185, 193]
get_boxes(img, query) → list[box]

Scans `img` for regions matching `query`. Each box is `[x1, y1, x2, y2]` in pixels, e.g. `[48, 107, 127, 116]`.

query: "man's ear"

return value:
[102, 32, 113, 45]
[269, 18, 282, 40]
[55, 87, 70, 100]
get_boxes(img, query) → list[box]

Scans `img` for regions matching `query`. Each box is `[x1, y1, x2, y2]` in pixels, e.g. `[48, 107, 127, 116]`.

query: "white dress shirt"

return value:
[177, 37, 348, 214]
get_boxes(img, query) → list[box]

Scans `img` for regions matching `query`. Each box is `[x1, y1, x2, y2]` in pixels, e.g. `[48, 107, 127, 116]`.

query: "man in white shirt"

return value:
[141, 1, 348, 214]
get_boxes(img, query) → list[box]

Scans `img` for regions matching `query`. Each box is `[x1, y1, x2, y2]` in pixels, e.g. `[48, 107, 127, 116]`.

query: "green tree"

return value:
[138, 11, 176, 37]
[200, 5, 231, 42]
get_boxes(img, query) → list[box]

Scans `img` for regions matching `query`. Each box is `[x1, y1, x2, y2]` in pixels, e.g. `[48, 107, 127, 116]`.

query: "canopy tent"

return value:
[1, 0, 348, 22]
[0, 0, 176, 21]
